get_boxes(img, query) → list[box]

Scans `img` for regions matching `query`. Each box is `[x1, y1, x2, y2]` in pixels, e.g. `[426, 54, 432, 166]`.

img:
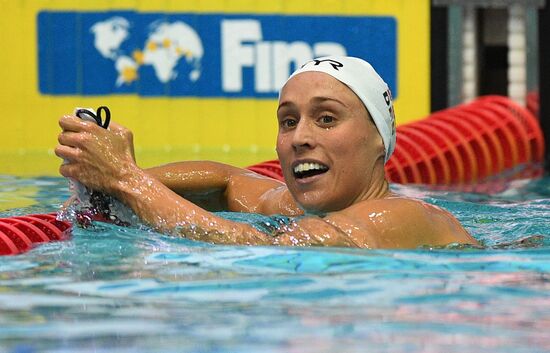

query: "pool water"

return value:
[0, 174, 549, 353]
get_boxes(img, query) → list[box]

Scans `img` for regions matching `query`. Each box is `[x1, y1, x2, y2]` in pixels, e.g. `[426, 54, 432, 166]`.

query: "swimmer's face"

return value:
[276, 71, 385, 213]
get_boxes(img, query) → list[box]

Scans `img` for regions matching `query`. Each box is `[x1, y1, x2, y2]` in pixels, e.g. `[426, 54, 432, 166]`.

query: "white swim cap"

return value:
[285, 56, 396, 163]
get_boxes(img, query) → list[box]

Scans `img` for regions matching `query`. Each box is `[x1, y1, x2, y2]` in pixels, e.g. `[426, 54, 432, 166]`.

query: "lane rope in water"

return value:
[0, 95, 544, 255]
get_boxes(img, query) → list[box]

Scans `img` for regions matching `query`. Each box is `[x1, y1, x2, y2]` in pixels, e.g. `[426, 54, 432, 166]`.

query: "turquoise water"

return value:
[0, 174, 549, 352]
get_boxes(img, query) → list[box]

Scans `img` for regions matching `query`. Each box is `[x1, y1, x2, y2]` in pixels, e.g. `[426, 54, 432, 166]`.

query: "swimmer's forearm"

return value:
[145, 160, 292, 215]
[145, 161, 252, 211]
[145, 161, 238, 194]
[112, 166, 275, 245]
[113, 167, 358, 247]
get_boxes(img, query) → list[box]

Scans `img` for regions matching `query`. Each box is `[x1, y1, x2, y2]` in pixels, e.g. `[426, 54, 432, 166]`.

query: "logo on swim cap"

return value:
[303, 59, 344, 71]
[383, 88, 396, 141]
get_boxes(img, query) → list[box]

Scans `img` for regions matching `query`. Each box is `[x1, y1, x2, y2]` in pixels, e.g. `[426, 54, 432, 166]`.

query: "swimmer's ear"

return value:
[369, 121, 386, 164]
[377, 138, 386, 163]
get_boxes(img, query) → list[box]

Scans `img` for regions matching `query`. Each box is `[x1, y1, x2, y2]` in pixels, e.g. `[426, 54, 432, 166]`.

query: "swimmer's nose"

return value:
[291, 119, 316, 151]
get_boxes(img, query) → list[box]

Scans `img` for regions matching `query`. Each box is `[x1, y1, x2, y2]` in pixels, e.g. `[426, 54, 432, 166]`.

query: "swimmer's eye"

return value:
[318, 115, 335, 126]
[280, 118, 297, 129]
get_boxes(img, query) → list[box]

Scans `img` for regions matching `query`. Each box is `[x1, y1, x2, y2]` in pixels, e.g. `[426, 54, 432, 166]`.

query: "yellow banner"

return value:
[0, 0, 429, 176]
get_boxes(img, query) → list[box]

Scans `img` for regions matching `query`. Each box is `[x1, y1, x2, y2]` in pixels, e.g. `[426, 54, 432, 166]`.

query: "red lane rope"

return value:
[1, 96, 543, 256]
[247, 95, 544, 185]
[0, 213, 71, 256]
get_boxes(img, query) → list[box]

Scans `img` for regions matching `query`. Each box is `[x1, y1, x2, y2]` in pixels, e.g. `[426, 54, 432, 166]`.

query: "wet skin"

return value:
[277, 72, 387, 213]
[55, 72, 479, 248]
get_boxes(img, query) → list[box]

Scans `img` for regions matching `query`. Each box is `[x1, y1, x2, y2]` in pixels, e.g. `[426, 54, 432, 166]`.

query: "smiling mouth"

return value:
[293, 162, 329, 179]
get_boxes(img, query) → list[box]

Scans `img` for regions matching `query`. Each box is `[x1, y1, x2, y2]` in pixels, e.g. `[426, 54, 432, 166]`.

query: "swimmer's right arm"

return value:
[56, 114, 298, 216]
[57, 116, 340, 245]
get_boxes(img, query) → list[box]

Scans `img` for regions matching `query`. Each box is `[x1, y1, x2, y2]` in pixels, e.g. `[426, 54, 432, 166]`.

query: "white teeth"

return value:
[293, 162, 327, 174]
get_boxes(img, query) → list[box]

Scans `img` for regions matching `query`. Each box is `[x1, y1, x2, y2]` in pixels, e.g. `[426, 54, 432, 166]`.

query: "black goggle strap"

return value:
[75, 106, 111, 129]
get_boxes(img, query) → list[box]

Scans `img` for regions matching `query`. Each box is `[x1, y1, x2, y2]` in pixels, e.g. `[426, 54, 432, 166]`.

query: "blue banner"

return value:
[37, 11, 397, 98]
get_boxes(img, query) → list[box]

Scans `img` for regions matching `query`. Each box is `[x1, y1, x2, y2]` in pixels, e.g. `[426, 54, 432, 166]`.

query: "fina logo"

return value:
[221, 20, 346, 93]
[90, 17, 203, 87]
[38, 12, 395, 97]
[89, 17, 346, 93]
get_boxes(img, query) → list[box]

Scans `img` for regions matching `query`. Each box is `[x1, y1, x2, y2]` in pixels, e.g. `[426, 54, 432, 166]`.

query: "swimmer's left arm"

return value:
[146, 161, 301, 215]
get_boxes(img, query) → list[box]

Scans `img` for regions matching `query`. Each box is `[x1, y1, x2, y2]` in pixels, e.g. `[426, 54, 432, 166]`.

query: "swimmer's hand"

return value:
[55, 115, 137, 195]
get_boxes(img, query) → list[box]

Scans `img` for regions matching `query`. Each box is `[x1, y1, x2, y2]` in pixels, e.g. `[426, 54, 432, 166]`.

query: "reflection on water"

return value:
[0, 175, 549, 353]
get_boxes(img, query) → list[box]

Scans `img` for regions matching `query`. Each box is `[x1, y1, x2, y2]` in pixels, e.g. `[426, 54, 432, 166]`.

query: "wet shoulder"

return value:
[346, 196, 445, 219]
[341, 196, 474, 248]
